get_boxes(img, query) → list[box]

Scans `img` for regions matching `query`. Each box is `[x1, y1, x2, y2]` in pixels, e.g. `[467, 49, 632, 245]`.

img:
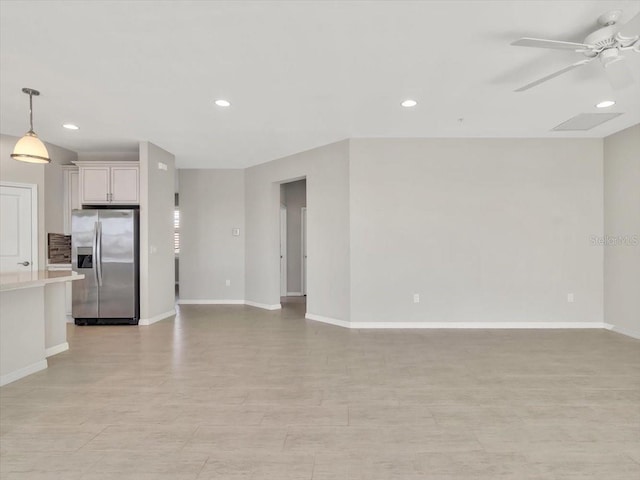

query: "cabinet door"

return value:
[63, 168, 80, 235]
[80, 167, 110, 204]
[110, 166, 139, 204]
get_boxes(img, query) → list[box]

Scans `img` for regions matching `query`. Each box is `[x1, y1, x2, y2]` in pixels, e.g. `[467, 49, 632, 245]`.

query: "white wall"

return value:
[282, 179, 306, 294]
[349, 138, 604, 325]
[178, 169, 245, 302]
[245, 140, 350, 319]
[604, 124, 640, 339]
[139, 141, 175, 323]
[1, 134, 77, 268]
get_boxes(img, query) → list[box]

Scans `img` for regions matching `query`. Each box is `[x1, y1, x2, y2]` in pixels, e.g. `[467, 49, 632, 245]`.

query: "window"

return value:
[174, 208, 180, 254]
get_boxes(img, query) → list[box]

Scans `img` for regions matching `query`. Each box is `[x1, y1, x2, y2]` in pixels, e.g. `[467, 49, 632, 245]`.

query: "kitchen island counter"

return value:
[0, 269, 83, 291]
[0, 270, 84, 386]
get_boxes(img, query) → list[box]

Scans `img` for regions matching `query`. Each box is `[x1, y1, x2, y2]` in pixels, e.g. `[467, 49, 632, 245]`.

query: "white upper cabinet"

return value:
[75, 162, 139, 205]
[110, 166, 139, 204]
[80, 166, 110, 203]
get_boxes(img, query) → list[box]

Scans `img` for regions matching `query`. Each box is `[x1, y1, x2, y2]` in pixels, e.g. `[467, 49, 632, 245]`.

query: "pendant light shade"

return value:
[11, 131, 50, 164]
[11, 88, 50, 164]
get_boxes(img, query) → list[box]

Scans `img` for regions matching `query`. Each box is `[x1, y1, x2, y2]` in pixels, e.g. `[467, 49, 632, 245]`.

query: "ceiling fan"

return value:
[511, 10, 640, 92]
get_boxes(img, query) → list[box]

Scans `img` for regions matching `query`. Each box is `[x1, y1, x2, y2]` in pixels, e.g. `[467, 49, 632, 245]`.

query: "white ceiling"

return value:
[1, 0, 639, 168]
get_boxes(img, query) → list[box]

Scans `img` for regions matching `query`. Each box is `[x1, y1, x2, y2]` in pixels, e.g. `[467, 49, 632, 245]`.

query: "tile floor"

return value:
[1, 300, 639, 479]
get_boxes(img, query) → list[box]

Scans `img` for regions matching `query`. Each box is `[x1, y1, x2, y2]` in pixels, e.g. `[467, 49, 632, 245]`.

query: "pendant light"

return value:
[11, 88, 50, 164]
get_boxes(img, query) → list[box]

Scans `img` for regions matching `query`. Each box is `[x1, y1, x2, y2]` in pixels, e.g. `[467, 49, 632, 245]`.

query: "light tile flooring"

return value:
[1, 301, 639, 479]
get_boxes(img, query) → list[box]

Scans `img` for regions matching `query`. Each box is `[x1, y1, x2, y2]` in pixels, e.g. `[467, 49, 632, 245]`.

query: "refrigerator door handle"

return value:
[92, 221, 99, 285]
[96, 221, 103, 286]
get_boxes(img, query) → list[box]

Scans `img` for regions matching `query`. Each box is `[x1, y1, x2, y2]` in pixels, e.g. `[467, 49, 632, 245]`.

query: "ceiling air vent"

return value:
[552, 112, 623, 131]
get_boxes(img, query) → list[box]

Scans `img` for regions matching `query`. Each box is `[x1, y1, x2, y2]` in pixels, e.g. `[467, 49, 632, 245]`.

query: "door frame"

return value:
[0, 181, 39, 271]
[301, 206, 307, 296]
[279, 205, 287, 297]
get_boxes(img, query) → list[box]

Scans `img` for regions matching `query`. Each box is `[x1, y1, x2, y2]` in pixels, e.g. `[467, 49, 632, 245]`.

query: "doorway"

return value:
[279, 179, 307, 312]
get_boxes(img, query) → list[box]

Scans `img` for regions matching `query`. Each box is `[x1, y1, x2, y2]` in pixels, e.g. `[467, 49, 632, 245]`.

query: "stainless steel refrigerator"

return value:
[72, 209, 139, 325]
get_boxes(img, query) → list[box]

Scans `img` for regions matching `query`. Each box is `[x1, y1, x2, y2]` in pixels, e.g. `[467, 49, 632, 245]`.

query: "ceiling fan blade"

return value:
[616, 11, 640, 41]
[514, 59, 593, 92]
[604, 58, 634, 90]
[511, 37, 593, 51]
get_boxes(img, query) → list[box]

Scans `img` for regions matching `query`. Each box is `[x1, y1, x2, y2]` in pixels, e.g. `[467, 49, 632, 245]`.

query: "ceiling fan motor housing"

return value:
[583, 25, 617, 51]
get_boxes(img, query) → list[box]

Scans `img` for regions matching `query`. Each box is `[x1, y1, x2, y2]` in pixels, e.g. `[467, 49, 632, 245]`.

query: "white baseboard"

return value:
[245, 301, 281, 310]
[349, 321, 608, 329]
[609, 324, 640, 340]
[177, 299, 281, 311]
[286, 292, 304, 297]
[139, 309, 176, 326]
[305, 316, 609, 330]
[305, 313, 350, 328]
[0, 359, 48, 387]
[177, 299, 244, 305]
[45, 342, 69, 357]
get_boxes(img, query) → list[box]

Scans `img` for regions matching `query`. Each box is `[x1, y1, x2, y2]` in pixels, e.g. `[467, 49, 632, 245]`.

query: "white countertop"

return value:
[0, 270, 84, 292]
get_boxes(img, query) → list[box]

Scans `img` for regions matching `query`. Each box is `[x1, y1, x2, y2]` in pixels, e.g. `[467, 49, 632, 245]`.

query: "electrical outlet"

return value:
[567, 293, 574, 303]
[413, 293, 420, 303]
[225, 279, 231, 287]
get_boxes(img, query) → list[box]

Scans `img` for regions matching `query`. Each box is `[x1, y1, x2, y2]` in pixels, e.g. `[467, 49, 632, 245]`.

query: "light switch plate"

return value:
[232, 228, 240, 236]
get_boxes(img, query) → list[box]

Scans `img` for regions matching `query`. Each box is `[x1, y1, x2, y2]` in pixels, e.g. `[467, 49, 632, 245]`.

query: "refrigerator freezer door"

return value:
[98, 210, 137, 319]
[72, 210, 99, 318]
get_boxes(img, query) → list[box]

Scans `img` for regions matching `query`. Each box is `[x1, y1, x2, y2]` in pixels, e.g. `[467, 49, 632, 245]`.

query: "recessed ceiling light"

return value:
[596, 100, 615, 108]
[401, 99, 417, 108]
[62, 123, 79, 130]
[215, 99, 231, 107]
[596, 100, 616, 108]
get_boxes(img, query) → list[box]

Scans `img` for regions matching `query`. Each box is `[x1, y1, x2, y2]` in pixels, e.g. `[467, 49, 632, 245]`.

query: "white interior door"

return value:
[0, 183, 37, 273]
[280, 207, 287, 297]
[301, 207, 307, 295]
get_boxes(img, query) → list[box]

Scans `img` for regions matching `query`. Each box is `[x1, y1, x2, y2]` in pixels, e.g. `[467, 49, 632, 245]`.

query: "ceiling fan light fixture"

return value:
[214, 99, 231, 107]
[63, 123, 79, 130]
[11, 88, 50, 164]
[401, 99, 417, 108]
[596, 100, 616, 108]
